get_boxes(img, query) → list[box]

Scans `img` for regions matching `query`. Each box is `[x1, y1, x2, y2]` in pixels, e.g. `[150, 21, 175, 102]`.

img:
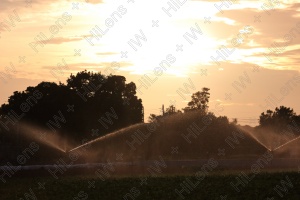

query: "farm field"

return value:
[1, 171, 300, 200]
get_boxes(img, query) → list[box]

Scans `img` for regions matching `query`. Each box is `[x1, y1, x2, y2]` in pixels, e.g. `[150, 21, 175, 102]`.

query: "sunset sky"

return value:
[1, 0, 300, 125]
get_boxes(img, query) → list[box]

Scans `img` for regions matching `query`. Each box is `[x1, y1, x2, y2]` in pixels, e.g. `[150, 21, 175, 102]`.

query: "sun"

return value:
[68, 0, 234, 78]
[71, 1, 219, 77]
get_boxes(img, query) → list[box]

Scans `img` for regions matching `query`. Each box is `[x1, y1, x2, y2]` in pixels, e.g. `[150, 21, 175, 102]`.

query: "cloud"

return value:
[86, 0, 104, 4]
[39, 37, 83, 44]
[222, 103, 255, 106]
[42, 61, 132, 71]
[96, 52, 117, 56]
[0, 0, 103, 12]
[42, 63, 98, 70]
[215, 6, 300, 47]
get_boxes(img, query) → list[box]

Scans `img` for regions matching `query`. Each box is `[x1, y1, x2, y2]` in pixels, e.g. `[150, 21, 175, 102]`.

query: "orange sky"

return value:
[1, 0, 300, 125]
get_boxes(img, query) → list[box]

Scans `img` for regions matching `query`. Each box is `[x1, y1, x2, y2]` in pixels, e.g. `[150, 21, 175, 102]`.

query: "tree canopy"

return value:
[259, 106, 300, 133]
[148, 88, 210, 122]
[183, 88, 210, 113]
[0, 70, 144, 145]
[148, 104, 181, 122]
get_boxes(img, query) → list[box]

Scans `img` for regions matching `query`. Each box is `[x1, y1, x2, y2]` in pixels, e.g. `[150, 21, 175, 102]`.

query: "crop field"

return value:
[1, 171, 300, 200]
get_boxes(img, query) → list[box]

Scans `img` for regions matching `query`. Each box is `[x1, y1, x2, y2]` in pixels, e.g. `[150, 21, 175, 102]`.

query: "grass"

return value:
[1, 172, 300, 200]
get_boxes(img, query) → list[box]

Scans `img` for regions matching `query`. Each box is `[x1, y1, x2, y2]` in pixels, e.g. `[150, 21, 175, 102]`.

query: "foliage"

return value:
[148, 104, 181, 122]
[183, 88, 210, 113]
[259, 106, 300, 133]
[1, 172, 300, 200]
[231, 118, 238, 125]
[148, 88, 210, 122]
[0, 70, 144, 145]
[165, 105, 182, 115]
[148, 114, 158, 122]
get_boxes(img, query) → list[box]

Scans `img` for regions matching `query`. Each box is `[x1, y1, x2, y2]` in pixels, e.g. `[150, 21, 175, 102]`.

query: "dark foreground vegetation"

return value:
[0, 70, 144, 143]
[0, 70, 299, 165]
[1, 172, 299, 200]
[0, 70, 144, 164]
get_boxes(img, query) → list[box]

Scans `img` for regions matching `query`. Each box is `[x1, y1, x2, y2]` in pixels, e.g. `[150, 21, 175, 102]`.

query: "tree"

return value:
[148, 114, 158, 122]
[165, 105, 181, 115]
[216, 116, 229, 124]
[231, 118, 238, 125]
[259, 106, 300, 132]
[148, 104, 181, 122]
[183, 88, 210, 113]
[66, 71, 144, 129]
[0, 70, 144, 145]
[259, 109, 274, 127]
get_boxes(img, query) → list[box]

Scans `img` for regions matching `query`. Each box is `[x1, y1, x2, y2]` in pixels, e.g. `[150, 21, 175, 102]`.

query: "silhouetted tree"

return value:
[0, 70, 144, 146]
[165, 105, 181, 115]
[259, 106, 300, 133]
[148, 104, 181, 122]
[148, 114, 158, 122]
[216, 116, 229, 124]
[183, 88, 210, 113]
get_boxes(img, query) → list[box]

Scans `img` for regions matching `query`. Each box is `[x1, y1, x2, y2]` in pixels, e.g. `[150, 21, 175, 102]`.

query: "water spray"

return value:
[250, 135, 272, 152]
[272, 135, 300, 152]
[68, 124, 141, 153]
[240, 127, 272, 151]
[68, 133, 109, 153]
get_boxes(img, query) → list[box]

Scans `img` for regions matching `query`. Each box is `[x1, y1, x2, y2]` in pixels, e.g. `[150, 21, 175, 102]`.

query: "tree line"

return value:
[259, 106, 300, 133]
[0, 70, 299, 164]
[0, 70, 144, 145]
